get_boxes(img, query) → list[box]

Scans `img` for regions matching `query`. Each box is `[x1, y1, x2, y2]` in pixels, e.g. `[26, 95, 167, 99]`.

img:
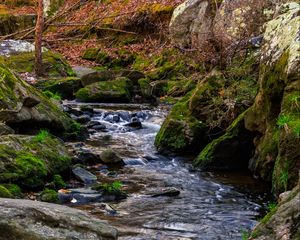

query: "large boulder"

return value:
[0, 198, 118, 240]
[0, 134, 71, 188]
[213, 0, 269, 49]
[75, 77, 133, 103]
[250, 178, 300, 240]
[0, 64, 80, 135]
[169, 0, 214, 49]
[35, 77, 83, 99]
[245, 2, 300, 194]
[155, 55, 258, 153]
[194, 111, 256, 170]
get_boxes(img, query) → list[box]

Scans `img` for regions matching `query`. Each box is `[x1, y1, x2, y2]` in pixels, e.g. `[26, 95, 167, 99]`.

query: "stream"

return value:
[63, 102, 270, 240]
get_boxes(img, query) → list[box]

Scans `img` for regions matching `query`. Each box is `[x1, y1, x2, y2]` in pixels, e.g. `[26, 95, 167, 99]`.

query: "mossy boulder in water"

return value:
[75, 77, 133, 103]
[0, 134, 71, 188]
[155, 90, 205, 153]
[194, 111, 256, 170]
[155, 57, 258, 153]
[245, 2, 300, 194]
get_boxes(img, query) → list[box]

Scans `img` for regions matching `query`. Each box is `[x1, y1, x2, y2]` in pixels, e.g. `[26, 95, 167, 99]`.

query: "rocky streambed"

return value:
[56, 101, 270, 240]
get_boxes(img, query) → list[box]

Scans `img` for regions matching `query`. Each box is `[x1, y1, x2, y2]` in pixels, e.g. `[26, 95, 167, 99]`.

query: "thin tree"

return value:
[35, 0, 44, 76]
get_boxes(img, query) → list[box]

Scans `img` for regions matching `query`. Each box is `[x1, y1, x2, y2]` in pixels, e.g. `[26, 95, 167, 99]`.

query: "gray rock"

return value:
[250, 180, 300, 240]
[150, 187, 181, 197]
[0, 198, 118, 240]
[0, 123, 14, 136]
[73, 66, 96, 78]
[100, 149, 124, 164]
[0, 64, 77, 135]
[58, 188, 103, 204]
[169, 0, 213, 48]
[81, 70, 115, 87]
[213, 0, 268, 49]
[72, 167, 97, 184]
[76, 114, 91, 124]
[92, 124, 107, 131]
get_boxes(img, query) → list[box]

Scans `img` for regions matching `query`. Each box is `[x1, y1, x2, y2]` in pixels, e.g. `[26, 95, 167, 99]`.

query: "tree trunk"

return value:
[35, 0, 44, 76]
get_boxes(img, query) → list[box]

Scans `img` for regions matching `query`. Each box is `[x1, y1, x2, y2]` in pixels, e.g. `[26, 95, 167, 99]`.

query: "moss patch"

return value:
[0, 134, 71, 189]
[36, 77, 82, 99]
[0, 51, 75, 77]
[75, 77, 133, 102]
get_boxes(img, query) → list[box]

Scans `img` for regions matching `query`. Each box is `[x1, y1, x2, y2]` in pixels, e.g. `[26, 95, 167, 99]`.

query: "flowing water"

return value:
[64, 102, 270, 240]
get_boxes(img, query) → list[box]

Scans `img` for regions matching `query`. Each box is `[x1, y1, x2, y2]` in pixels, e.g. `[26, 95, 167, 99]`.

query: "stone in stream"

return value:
[125, 117, 142, 129]
[75, 114, 91, 124]
[58, 187, 127, 204]
[0, 198, 118, 240]
[72, 167, 97, 184]
[100, 149, 124, 164]
[92, 124, 107, 131]
[58, 188, 103, 204]
[150, 187, 181, 197]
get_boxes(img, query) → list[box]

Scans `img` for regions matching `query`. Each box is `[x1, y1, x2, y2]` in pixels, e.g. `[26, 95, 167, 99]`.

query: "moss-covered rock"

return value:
[155, 55, 258, 153]
[155, 90, 205, 153]
[40, 189, 59, 203]
[0, 64, 81, 137]
[0, 50, 75, 78]
[250, 179, 300, 239]
[245, 2, 300, 194]
[194, 111, 255, 170]
[1, 184, 23, 198]
[82, 48, 136, 69]
[272, 80, 300, 194]
[0, 134, 71, 188]
[0, 185, 13, 198]
[75, 77, 133, 103]
[35, 77, 82, 99]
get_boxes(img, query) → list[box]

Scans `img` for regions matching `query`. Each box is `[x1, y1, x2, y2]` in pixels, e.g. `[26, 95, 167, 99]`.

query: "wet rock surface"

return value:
[0, 198, 118, 240]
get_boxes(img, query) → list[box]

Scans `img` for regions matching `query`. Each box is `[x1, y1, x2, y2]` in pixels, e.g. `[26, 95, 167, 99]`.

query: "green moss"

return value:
[92, 180, 123, 194]
[194, 112, 250, 169]
[37, 77, 82, 99]
[40, 189, 59, 203]
[0, 185, 13, 198]
[15, 152, 47, 187]
[82, 48, 100, 61]
[75, 77, 133, 102]
[155, 90, 205, 152]
[0, 135, 71, 189]
[132, 55, 152, 71]
[32, 129, 50, 143]
[52, 174, 66, 189]
[43, 90, 62, 100]
[0, 51, 75, 77]
[1, 184, 23, 198]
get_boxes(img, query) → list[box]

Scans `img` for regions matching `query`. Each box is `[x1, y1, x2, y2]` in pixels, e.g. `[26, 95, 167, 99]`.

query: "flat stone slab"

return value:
[72, 166, 97, 184]
[0, 198, 118, 239]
